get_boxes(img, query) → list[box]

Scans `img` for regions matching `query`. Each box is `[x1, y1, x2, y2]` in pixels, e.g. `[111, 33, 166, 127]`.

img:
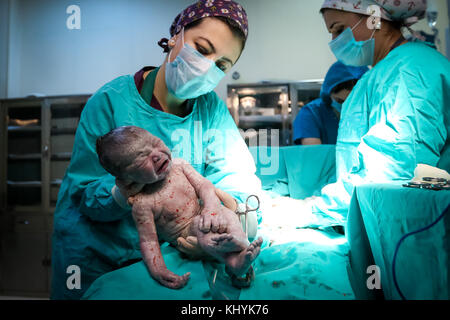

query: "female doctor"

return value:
[51, 0, 262, 299]
[311, 0, 450, 223]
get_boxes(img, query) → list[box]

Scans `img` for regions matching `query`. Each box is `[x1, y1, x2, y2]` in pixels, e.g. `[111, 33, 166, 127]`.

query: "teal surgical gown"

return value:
[50, 71, 262, 299]
[312, 41, 450, 224]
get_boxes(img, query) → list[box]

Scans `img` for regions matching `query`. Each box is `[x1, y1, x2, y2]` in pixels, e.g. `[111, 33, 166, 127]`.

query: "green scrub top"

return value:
[50, 68, 262, 299]
[313, 41, 450, 223]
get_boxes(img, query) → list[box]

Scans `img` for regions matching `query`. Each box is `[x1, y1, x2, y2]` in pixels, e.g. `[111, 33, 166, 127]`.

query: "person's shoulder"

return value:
[299, 99, 323, 115]
[83, 75, 134, 112]
[388, 41, 449, 72]
[95, 75, 134, 96]
[195, 91, 231, 125]
[294, 99, 322, 126]
[399, 41, 443, 56]
[84, 76, 132, 117]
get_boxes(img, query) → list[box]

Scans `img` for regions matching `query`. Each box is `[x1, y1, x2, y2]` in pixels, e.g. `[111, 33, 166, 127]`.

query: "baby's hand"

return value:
[153, 269, 191, 289]
[199, 207, 229, 234]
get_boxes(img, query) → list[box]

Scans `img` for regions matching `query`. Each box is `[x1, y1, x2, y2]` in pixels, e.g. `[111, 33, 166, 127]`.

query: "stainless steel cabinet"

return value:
[227, 81, 323, 147]
[0, 95, 89, 297]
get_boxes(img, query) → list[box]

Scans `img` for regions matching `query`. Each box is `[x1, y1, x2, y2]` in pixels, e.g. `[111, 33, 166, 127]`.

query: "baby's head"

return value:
[96, 126, 172, 184]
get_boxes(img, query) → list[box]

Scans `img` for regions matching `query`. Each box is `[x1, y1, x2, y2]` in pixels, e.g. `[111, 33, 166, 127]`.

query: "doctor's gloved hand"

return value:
[176, 236, 212, 260]
[215, 188, 238, 212]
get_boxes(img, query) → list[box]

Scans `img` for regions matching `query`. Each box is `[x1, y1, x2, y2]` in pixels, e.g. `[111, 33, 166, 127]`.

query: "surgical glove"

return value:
[215, 188, 238, 212]
[176, 236, 214, 260]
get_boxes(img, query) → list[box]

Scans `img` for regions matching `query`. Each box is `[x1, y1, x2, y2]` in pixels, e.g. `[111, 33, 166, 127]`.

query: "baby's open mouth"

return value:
[156, 159, 169, 175]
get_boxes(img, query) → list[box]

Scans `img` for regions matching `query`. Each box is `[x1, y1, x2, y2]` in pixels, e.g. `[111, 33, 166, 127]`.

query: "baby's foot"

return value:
[226, 237, 263, 276]
[211, 233, 249, 253]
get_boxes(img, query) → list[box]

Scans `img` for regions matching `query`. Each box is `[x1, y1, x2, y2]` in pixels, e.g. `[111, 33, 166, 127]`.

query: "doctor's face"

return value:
[322, 9, 375, 42]
[167, 17, 243, 73]
[331, 88, 351, 105]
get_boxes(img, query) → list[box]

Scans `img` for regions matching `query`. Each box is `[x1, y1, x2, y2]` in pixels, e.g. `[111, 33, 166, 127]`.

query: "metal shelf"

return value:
[0, 94, 91, 108]
[51, 128, 77, 135]
[7, 180, 63, 187]
[8, 125, 77, 135]
[51, 153, 72, 161]
[7, 153, 71, 161]
[8, 154, 41, 160]
[7, 181, 42, 187]
[51, 179, 62, 186]
[8, 126, 42, 132]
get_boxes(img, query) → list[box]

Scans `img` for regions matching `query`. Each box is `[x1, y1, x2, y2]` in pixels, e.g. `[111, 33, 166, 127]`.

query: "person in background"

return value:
[311, 0, 450, 222]
[293, 61, 368, 145]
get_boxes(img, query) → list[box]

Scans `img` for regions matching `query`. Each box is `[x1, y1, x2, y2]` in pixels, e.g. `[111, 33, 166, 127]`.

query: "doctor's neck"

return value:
[372, 23, 405, 66]
[153, 63, 189, 117]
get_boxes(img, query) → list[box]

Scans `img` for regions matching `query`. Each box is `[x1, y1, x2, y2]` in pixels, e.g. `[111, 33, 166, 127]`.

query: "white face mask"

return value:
[165, 28, 225, 100]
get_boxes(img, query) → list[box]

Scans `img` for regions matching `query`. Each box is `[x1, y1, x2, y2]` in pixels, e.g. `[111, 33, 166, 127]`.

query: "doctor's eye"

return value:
[334, 28, 344, 36]
[196, 44, 210, 56]
[216, 61, 228, 72]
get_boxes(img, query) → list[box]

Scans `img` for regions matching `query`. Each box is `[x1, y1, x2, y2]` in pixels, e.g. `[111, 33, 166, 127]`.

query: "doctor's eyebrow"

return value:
[220, 56, 234, 67]
[199, 37, 215, 52]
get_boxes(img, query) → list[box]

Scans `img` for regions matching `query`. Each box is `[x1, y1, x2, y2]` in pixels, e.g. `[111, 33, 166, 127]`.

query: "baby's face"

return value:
[122, 134, 172, 184]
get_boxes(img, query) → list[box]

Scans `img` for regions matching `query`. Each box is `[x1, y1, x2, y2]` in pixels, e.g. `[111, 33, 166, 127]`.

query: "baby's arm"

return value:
[132, 197, 190, 289]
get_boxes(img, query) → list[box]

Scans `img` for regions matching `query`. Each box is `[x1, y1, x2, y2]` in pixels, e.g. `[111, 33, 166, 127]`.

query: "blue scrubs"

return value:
[50, 68, 262, 299]
[293, 99, 339, 145]
[293, 62, 368, 145]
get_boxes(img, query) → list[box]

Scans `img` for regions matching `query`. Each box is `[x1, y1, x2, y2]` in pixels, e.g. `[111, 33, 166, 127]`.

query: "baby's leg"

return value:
[193, 208, 249, 255]
[224, 237, 263, 276]
[193, 208, 263, 276]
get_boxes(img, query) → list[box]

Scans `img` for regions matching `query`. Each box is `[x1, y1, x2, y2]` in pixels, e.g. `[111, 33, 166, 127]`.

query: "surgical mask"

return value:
[331, 100, 342, 113]
[329, 18, 376, 67]
[165, 28, 225, 99]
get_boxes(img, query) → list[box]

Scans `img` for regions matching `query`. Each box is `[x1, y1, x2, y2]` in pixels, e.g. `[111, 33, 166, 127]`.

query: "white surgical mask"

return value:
[165, 28, 225, 99]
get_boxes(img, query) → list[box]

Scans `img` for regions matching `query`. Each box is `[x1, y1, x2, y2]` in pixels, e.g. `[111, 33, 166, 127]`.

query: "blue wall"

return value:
[6, 0, 192, 97]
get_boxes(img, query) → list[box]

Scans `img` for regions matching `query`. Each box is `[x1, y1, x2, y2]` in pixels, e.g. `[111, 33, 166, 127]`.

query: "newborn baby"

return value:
[96, 126, 263, 289]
